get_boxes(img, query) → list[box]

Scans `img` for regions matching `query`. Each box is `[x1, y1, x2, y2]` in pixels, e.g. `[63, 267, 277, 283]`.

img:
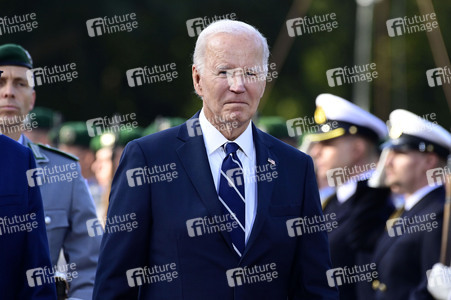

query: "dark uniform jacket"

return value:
[323, 179, 394, 300]
[372, 186, 445, 300]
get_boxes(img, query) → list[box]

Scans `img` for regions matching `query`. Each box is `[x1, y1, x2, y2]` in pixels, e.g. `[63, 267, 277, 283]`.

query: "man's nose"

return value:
[1, 80, 16, 99]
[228, 71, 245, 93]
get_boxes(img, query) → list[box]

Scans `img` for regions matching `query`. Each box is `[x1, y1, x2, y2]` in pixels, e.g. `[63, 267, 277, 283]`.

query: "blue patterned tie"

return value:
[218, 142, 246, 256]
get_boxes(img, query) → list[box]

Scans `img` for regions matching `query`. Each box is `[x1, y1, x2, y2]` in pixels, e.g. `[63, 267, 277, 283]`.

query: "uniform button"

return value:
[372, 280, 380, 290]
[379, 283, 387, 292]
[45, 216, 51, 224]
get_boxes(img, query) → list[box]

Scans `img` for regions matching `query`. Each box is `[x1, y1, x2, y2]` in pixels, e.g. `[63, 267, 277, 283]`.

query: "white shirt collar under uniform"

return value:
[336, 169, 374, 204]
[404, 184, 441, 211]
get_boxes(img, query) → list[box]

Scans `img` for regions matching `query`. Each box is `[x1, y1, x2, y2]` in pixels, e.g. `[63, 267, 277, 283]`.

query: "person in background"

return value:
[0, 43, 101, 299]
[90, 127, 143, 218]
[371, 109, 451, 299]
[24, 106, 62, 146]
[256, 115, 299, 147]
[307, 93, 394, 300]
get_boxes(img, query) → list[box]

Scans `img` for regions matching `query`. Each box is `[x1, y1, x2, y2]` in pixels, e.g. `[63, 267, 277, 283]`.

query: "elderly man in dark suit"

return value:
[93, 20, 339, 299]
[0, 133, 57, 299]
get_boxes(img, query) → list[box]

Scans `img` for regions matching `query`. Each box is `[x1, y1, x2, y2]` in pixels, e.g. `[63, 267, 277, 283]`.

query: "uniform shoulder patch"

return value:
[37, 143, 79, 161]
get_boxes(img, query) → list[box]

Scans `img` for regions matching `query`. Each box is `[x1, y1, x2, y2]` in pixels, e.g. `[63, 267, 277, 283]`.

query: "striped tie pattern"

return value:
[218, 142, 246, 256]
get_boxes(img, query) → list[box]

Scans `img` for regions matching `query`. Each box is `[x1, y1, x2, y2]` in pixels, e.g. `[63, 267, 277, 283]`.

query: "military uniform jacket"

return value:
[22, 135, 101, 300]
[372, 186, 445, 300]
[323, 180, 393, 300]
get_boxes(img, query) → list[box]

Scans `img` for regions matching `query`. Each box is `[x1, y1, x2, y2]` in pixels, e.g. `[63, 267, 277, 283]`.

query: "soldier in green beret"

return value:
[24, 106, 62, 146]
[0, 43, 100, 299]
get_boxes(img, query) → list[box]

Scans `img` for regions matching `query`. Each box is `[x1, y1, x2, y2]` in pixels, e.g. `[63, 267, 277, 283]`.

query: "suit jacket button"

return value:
[372, 280, 380, 290]
[45, 216, 51, 224]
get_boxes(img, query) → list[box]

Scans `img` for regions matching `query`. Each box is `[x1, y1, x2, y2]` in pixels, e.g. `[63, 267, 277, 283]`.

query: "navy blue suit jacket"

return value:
[0, 134, 56, 299]
[93, 113, 339, 299]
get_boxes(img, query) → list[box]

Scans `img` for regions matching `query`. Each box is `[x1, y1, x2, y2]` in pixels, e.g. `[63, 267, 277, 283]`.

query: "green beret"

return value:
[143, 116, 185, 136]
[89, 135, 103, 152]
[0, 44, 33, 69]
[29, 107, 61, 129]
[58, 122, 91, 148]
[89, 127, 144, 152]
[257, 116, 290, 139]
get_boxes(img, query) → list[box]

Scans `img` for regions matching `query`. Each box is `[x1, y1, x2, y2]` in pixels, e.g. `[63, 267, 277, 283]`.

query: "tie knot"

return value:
[224, 142, 240, 156]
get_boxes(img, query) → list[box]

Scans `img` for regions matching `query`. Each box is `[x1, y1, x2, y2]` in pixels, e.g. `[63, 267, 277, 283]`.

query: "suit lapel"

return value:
[176, 114, 235, 252]
[241, 125, 277, 259]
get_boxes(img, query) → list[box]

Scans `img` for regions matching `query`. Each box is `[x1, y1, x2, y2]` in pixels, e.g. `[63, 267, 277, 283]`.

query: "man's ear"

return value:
[423, 152, 440, 170]
[351, 137, 367, 161]
[29, 89, 36, 111]
[192, 65, 203, 96]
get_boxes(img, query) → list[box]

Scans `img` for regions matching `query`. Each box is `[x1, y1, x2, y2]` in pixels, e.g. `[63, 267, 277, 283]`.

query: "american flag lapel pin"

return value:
[268, 158, 276, 166]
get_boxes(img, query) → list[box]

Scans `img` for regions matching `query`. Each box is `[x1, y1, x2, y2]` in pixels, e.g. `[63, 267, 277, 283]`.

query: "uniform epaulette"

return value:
[37, 143, 79, 161]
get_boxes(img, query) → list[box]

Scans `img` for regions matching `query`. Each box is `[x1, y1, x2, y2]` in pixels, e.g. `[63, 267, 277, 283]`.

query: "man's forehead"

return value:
[204, 34, 263, 65]
[0, 65, 29, 77]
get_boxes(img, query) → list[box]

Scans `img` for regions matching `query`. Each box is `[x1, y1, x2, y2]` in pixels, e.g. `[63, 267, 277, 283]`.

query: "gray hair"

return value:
[192, 20, 269, 75]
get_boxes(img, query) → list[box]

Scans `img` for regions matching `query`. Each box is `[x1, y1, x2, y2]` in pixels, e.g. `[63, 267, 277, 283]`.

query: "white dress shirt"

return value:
[199, 109, 257, 244]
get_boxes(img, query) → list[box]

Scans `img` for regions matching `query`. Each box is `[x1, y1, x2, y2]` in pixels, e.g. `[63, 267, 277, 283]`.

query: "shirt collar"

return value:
[199, 108, 254, 156]
[404, 184, 441, 211]
[18, 134, 24, 145]
[336, 169, 374, 204]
